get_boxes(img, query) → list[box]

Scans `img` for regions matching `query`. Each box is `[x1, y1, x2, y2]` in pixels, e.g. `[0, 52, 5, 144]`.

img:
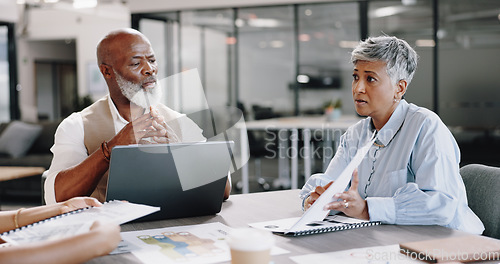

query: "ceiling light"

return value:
[415, 39, 435, 47]
[297, 75, 310, 84]
[270, 40, 284, 48]
[299, 34, 310, 42]
[235, 18, 245, 27]
[73, 0, 97, 9]
[226, 37, 237, 45]
[437, 29, 447, 39]
[339, 40, 359, 49]
[370, 6, 408, 18]
[401, 0, 417, 5]
[248, 18, 279, 28]
[304, 9, 312, 16]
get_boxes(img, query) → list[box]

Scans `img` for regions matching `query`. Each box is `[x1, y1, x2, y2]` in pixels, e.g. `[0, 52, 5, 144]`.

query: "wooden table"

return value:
[0, 166, 45, 208]
[87, 189, 474, 264]
[0, 166, 45, 182]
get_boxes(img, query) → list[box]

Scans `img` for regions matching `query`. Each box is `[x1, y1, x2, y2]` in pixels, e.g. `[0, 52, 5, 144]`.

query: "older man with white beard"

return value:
[44, 28, 231, 204]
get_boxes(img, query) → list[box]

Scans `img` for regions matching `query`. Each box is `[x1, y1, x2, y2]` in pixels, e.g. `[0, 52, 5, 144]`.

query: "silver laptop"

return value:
[106, 141, 233, 221]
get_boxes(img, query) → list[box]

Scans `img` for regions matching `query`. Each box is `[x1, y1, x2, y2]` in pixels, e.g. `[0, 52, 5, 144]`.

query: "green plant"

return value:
[324, 98, 342, 109]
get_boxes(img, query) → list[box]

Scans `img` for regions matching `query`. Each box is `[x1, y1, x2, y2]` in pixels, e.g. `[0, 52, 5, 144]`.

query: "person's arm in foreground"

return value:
[0, 197, 121, 264]
[0, 197, 102, 233]
[0, 221, 120, 264]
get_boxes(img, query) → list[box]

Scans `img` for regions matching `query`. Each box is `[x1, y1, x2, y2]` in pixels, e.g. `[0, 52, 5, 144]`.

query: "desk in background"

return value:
[240, 115, 363, 193]
[0, 166, 45, 209]
[89, 190, 470, 264]
[0, 166, 45, 182]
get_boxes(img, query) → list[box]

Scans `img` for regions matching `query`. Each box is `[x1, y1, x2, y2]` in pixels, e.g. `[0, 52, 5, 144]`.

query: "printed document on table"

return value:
[250, 136, 376, 236]
[113, 222, 289, 264]
[1, 200, 159, 245]
[250, 214, 375, 235]
[287, 136, 375, 234]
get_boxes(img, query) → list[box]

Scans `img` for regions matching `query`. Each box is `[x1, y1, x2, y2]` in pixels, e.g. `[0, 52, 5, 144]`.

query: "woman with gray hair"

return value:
[300, 36, 484, 234]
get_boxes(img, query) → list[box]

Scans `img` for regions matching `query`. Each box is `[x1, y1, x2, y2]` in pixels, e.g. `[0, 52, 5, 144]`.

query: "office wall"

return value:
[129, 0, 342, 13]
[439, 47, 500, 128]
[0, 0, 18, 23]
[16, 3, 130, 121]
[238, 42, 357, 117]
[17, 40, 76, 122]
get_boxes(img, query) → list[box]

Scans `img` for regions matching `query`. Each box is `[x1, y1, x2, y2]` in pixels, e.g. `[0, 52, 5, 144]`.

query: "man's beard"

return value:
[114, 70, 162, 109]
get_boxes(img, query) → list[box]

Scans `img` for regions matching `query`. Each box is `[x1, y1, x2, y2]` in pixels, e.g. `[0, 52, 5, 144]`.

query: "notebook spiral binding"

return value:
[292, 221, 381, 237]
[1, 203, 103, 236]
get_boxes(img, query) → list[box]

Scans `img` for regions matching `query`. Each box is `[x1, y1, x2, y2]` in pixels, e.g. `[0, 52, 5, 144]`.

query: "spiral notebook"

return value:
[0, 200, 159, 245]
[250, 214, 380, 236]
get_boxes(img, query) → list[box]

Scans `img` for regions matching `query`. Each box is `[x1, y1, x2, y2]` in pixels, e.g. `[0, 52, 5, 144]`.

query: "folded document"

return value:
[250, 214, 379, 236]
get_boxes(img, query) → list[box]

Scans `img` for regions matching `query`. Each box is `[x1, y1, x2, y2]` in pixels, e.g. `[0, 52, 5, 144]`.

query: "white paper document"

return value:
[114, 222, 289, 264]
[250, 214, 374, 235]
[249, 136, 375, 236]
[1, 200, 159, 245]
[287, 136, 375, 234]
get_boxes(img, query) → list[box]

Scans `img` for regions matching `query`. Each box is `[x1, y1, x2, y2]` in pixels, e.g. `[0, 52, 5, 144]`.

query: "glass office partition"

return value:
[141, 19, 168, 80]
[297, 2, 359, 115]
[369, 0, 434, 110]
[237, 6, 295, 117]
[133, 0, 499, 126]
[438, 0, 500, 128]
[0, 26, 9, 122]
[180, 9, 233, 111]
[139, 13, 181, 110]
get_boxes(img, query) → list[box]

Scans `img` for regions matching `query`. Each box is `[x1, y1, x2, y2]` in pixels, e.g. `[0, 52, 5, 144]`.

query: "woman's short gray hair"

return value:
[351, 36, 419, 85]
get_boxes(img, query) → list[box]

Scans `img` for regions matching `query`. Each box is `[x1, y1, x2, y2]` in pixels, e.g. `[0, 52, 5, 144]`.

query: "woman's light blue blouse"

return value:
[300, 100, 484, 234]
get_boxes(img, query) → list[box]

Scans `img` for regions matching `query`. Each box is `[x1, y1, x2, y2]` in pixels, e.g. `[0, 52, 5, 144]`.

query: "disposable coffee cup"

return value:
[226, 228, 274, 264]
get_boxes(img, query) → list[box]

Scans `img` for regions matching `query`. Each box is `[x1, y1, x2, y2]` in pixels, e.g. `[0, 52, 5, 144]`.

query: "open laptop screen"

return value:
[106, 141, 233, 221]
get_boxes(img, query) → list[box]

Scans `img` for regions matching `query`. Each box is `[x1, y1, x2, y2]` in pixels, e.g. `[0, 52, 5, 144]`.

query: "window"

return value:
[0, 25, 10, 122]
[438, 0, 500, 128]
[369, 0, 434, 110]
[238, 6, 295, 115]
[297, 2, 360, 114]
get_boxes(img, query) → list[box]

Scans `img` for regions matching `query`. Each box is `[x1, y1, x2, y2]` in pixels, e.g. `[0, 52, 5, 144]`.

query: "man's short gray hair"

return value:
[351, 36, 419, 85]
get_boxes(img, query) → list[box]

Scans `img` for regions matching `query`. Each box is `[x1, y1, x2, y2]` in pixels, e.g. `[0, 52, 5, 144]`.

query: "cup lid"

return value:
[226, 228, 274, 251]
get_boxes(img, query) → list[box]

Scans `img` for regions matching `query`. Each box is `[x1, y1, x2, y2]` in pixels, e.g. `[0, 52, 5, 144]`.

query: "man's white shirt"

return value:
[44, 95, 212, 204]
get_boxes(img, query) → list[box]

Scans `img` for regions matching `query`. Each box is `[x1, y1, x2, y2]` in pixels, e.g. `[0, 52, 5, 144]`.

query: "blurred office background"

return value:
[0, 0, 499, 204]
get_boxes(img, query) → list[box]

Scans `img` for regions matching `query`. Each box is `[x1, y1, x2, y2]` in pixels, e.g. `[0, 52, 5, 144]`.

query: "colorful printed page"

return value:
[113, 222, 289, 264]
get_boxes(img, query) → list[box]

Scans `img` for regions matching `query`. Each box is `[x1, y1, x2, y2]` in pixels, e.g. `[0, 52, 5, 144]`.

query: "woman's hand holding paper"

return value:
[325, 169, 369, 220]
